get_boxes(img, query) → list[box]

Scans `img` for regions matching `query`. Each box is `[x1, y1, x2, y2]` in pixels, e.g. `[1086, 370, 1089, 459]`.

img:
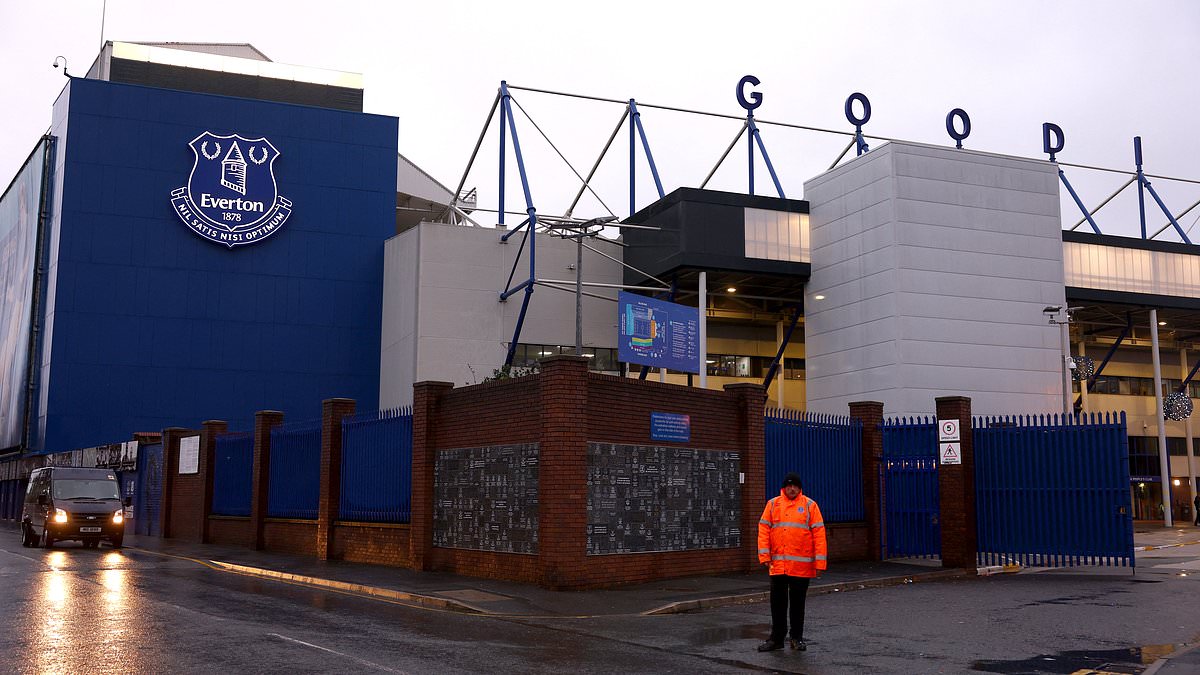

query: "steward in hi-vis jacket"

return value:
[756, 472, 827, 653]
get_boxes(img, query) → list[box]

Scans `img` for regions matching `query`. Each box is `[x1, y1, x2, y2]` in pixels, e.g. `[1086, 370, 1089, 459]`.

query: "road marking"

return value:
[267, 633, 409, 673]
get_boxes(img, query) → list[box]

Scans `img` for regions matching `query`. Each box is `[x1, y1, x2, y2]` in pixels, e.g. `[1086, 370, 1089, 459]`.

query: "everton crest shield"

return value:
[170, 131, 292, 248]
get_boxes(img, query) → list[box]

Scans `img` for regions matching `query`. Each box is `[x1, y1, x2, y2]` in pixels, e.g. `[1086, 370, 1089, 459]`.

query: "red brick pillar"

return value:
[159, 427, 190, 539]
[250, 410, 284, 551]
[935, 396, 976, 569]
[410, 381, 454, 571]
[538, 355, 590, 589]
[725, 383, 768, 572]
[317, 398, 356, 561]
[199, 420, 228, 543]
[849, 401, 885, 561]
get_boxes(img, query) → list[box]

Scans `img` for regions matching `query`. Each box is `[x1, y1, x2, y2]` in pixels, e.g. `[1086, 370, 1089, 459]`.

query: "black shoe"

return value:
[757, 640, 784, 652]
[790, 638, 807, 651]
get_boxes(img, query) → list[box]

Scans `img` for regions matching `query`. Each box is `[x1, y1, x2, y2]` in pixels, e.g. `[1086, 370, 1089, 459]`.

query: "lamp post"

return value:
[1044, 306, 1075, 416]
[570, 216, 618, 356]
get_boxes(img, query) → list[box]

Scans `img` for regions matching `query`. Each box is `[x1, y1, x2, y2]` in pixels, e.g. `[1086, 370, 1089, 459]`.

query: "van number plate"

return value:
[80, 527, 102, 533]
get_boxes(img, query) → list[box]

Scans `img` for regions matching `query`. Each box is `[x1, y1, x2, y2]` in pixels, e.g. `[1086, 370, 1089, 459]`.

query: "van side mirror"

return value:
[36, 494, 48, 507]
[123, 496, 132, 507]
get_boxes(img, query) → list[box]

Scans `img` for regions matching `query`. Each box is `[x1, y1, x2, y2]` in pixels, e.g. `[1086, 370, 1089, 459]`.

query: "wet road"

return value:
[1, 530, 1198, 674]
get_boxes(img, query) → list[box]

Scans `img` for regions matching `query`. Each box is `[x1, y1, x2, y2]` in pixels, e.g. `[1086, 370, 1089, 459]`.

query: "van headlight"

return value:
[112, 511, 124, 524]
[53, 508, 68, 524]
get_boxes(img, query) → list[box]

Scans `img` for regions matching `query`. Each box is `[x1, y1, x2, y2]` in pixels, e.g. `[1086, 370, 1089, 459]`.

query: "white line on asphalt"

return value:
[267, 633, 409, 674]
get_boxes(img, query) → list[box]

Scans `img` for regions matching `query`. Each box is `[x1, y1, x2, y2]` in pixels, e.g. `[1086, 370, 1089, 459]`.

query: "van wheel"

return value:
[20, 525, 33, 547]
[109, 535, 123, 549]
[41, 528, 54, 548]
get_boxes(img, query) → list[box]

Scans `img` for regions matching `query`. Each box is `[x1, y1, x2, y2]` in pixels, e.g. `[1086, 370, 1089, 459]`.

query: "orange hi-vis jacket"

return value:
[758, 489, 827, 577]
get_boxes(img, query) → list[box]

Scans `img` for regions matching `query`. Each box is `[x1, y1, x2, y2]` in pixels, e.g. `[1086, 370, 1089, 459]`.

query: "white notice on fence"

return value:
[940, 442, 962, 465]
[179, 436, 200, 474]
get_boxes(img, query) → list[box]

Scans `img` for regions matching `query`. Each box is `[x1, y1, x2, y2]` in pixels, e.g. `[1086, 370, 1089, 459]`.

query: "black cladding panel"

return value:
[623, 188, 809, 285]
[107, 58, 364, 112]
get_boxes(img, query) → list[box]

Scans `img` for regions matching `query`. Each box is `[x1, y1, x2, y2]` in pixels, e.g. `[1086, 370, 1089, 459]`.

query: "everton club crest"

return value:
[170, 131, 292, 248]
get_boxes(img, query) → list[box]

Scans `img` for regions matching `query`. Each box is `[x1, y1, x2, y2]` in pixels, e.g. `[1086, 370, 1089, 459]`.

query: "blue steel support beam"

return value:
[1059, 171, 1102, 235]
[1175, 357, 1200, 394]
[499, 217, 530, 243]
[499, 83, 507, 227]
[1135, 137, 1147, 240]
[498, 81, 541, 367]
[747, 111, 755, 194]
[630, 100, 665, 200]
[763, 304, 802, 388]
[1075, 315, 1132, 410]
[1143, 180, 1192, 244]
[629, 99, 636, 218]
[748, 117, 786, 199]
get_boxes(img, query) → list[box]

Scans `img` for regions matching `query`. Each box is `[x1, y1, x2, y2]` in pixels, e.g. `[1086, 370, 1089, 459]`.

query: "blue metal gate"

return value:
[268, 420, 321, 519]
[136, 443, 163, 536]
[340, 408, 413, 523]
[212, 432, 254, 517]
[880, 417, 940, 559]
[974, 412, 1134, 568]
[764, 410, 864, 522]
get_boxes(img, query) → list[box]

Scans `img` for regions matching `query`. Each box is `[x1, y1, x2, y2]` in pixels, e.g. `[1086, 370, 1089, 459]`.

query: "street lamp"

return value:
[570, 216, 618, 356]
[1044, 305, 1077, 416]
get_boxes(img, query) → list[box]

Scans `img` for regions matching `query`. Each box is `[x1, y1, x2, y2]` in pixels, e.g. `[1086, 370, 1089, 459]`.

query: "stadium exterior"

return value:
[1, 42, 1198, 523]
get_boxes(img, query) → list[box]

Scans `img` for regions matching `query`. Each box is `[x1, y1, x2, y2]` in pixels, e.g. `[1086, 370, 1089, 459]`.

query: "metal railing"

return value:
[267, 420, 322, 519]
[340, 407, 413, 523]
[764, 409, 863, 522]
[211, 432, 254, 517]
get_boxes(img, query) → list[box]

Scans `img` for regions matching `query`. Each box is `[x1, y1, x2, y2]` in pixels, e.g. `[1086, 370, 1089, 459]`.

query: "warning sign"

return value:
[938, 419, 960, 442]
[940, 442, 961, 465]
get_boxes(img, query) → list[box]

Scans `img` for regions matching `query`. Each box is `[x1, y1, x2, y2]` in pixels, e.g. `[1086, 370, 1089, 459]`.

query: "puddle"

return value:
[689, 623, 772, 645]
[972, 644, 1181, 673]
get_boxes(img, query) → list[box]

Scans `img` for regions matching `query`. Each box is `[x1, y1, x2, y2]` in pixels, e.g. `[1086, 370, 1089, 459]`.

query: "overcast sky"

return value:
[3, 0, 1198, 238]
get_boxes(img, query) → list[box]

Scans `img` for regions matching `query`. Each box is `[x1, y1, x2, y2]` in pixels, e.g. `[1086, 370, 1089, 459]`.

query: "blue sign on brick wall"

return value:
[618, 291, 700, 374]
[650, 412, 691, 443]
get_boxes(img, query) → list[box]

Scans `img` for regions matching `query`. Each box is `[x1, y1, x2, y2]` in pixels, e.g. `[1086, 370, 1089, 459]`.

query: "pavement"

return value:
[11, 521, 1200, 670]
[109, 523, 1200, 619]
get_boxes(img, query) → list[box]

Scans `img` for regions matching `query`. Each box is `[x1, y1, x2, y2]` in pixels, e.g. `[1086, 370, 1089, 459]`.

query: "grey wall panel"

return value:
[805, 141, 1066, 417]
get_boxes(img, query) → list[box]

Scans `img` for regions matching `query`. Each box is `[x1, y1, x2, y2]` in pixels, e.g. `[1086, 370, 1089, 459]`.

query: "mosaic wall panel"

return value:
[587, 443, 741, 554]
[433, 443, 539, 553]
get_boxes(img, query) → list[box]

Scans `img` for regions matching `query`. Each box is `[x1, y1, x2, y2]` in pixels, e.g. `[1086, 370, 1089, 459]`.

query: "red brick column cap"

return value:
[934, 396, 973, 405]
[849, 400, 885, 408]
[322, 397, 356, 405]
[413, 380, 455, 389]
[202, 420, 228, 427]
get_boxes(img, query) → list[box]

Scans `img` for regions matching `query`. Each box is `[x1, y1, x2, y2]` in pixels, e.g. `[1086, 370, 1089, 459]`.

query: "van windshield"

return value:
[51, 479, 121, 500]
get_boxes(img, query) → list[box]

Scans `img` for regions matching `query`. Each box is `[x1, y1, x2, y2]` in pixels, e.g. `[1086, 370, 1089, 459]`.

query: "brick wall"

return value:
[333, 523, 412, 567]
[163, 428, 203, 541]
[412, 356, 768, 589]
[263, 520, 318, 557]
[207, 517, 252, 548]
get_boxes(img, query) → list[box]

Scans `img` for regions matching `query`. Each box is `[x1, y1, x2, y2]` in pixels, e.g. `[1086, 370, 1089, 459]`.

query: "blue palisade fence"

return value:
[974, 411, 1133, 568]
[267, 419, 322, 519]
[764, 409, 863, 522]
[211, 432, 254, 517]
[340, 407, 413, 523]
[880, 416, 940, 559]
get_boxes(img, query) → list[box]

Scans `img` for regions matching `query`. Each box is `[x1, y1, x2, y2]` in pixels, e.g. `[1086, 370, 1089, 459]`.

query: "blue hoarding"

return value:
[617, 291, 699, 374]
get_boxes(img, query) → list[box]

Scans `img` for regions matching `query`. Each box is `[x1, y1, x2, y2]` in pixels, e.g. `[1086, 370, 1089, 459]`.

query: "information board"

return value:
[433, 443, 539, 554]
[586, 442, 740, 555]
[650, 412, 691, 442]
[617, 291, 700, 374]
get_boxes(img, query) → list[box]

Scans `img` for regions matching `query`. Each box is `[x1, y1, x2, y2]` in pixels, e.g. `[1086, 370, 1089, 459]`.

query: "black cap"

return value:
[782, 472, 802, 489]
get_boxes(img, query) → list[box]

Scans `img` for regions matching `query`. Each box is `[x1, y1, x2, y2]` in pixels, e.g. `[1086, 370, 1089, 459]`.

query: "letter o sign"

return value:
[845, 92, 871, 128]
[946, 108, 971, 148]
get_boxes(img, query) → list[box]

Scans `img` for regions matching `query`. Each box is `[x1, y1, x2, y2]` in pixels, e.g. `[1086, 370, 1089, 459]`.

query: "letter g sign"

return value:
[736, 75, 763, 111]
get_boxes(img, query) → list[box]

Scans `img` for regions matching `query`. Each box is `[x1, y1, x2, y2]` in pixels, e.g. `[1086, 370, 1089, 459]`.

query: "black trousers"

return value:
[769, 574, 811, 643]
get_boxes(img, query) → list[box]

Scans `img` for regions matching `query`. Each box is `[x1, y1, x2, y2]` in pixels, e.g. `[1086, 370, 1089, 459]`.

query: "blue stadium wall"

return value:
[33, 76, 397, 451]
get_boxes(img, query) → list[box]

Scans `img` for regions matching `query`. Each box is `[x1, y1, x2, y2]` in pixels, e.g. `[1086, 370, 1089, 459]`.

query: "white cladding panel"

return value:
[380, 222, 623, 407]
[804, 141, 1066, 417]
[1064, 240, 1200, 298]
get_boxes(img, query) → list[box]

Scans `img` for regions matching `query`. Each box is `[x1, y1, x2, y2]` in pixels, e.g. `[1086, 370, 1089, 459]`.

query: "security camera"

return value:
[1066, 357, 1077, 370]
[1043, 305, 1063, 314]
